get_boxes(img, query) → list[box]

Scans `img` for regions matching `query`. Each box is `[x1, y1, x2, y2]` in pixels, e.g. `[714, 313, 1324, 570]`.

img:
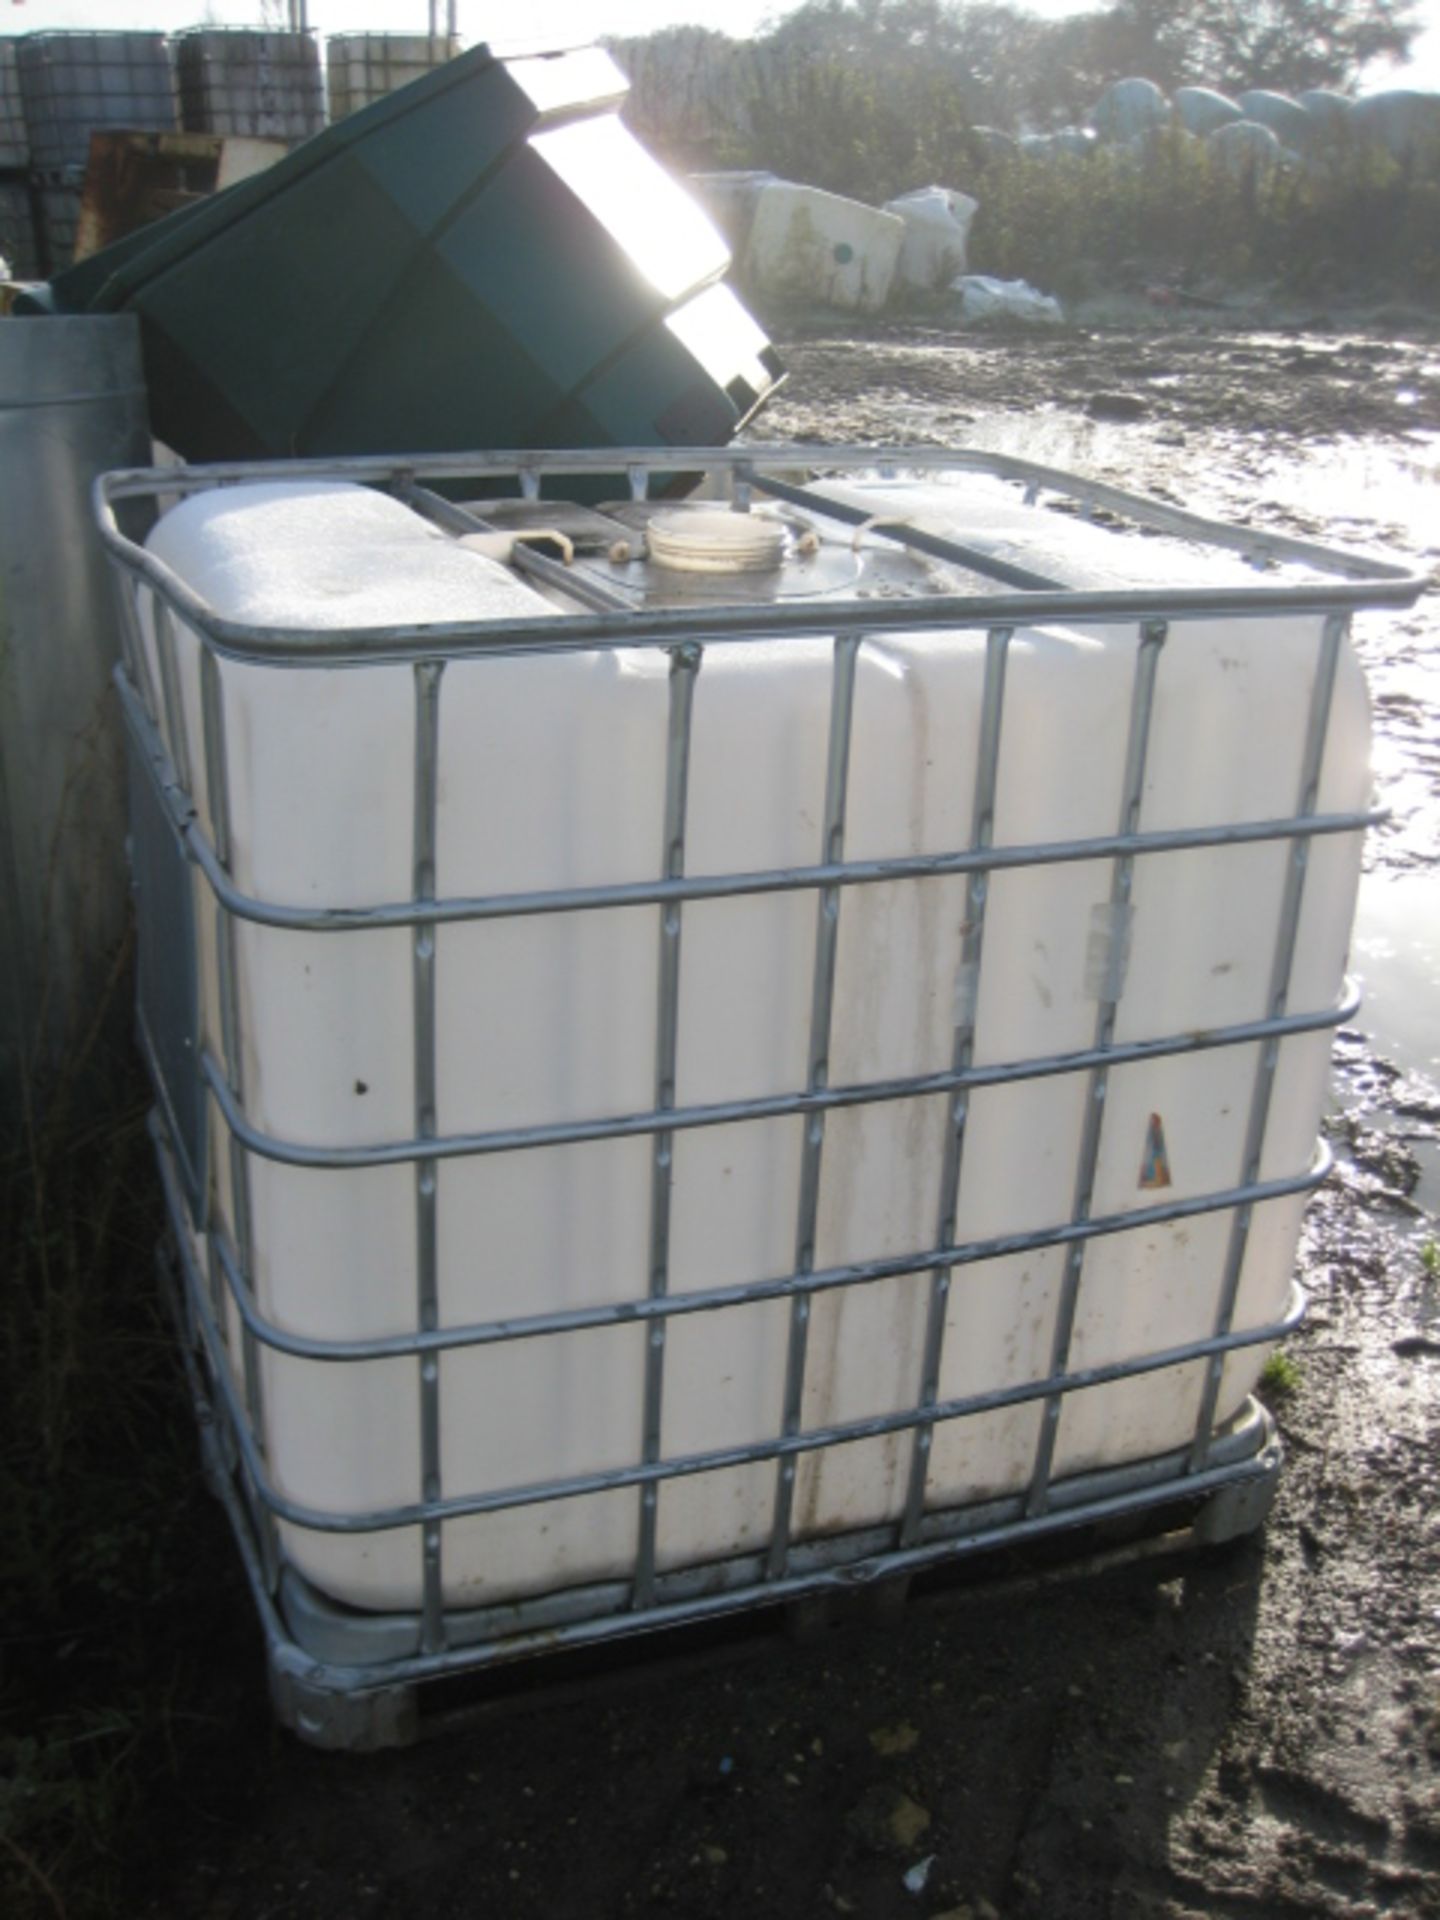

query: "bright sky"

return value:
[6, 0, 1440, 90]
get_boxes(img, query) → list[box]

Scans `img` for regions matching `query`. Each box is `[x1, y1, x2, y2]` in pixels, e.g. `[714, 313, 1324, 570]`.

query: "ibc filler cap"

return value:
[646, 508, 787, 573]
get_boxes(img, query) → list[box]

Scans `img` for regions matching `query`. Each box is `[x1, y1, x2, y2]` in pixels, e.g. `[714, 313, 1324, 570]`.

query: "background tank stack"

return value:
[327, 33, 458, 122]
[175, 29, 324, 143]
[13, 32, 175, 275]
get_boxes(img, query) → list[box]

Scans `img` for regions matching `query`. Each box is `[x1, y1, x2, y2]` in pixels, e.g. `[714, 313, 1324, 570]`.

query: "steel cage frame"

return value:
[101, 444, 1425, 1724]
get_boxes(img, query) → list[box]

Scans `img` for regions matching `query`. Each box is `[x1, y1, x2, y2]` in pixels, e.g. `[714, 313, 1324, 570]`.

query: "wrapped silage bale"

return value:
[1352, 90, 1440, 169]
[1093, 77, 1169, 143]
[1299, 89, 1354, 134]
[1207, 118, 1286, 175]
[1174, 87, 1242, 136]
[1237, 90, 1313, 150]
[1020, 127, 1095, 160]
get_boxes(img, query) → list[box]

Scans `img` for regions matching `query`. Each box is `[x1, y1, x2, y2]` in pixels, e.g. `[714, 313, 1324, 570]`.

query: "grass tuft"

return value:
[1260, 1350, 1303, 1399]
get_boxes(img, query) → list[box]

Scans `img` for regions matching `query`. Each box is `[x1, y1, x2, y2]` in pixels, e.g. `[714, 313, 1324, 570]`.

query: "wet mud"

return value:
[119, 321, 1439, 1920]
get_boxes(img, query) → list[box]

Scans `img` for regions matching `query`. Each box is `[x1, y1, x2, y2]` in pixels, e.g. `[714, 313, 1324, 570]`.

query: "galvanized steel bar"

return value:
[196, 983, 1360, 1175]
[108, 557, 158, 725]
[403, 485, 634, 614]
[901, 624, 1012, 1547]
[153, 600, 193, 799]
[157, 1128, 1304, 1541]
[1028, 619, 1168, 1518]
[164, 1236, 1279, 1701]
[634, 642, 701, 1608]
[95, 445, 1422, 589]
[1189, 612, 1347, 1470]
[413, 660, 446, 1654]
[107, 558, 1404, 670]
[768, 631, 862, 1579]
[748, 471, 1065, 591]
[172, 783, 1383, 938]
[205, 1143, 1333, 1366]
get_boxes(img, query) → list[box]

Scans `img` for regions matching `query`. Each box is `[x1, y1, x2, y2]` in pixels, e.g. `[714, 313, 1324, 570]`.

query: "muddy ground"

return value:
[31, 319, 1440, 1920]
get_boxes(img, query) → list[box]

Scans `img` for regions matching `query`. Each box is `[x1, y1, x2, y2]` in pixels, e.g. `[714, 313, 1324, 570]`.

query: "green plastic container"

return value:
[34, 44, 782, 465]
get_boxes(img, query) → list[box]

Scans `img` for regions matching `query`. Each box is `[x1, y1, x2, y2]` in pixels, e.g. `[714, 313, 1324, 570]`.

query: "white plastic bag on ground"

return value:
[883, 185, 978, 291]
[952, 274, 1064, 327]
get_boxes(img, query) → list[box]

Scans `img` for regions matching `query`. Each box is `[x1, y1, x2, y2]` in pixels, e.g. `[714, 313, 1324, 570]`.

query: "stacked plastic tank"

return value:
[0, 39, 25, 167]
[326, 33, 457, 121]
[0, 38, 36, 278]
[176, 29, 324, 143]
[13, 31, 175, 274]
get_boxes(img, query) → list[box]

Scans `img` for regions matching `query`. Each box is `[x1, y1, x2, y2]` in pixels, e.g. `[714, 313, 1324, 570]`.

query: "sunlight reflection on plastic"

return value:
[529, 115, 730, 302]
[665, 282, 773, 395]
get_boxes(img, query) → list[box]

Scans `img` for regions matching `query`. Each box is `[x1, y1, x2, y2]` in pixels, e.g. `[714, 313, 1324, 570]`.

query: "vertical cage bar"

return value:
[767, 630, 863, 1581]
[199, 642, 279, 1590]
[153, 601, 194, 798]
[109, 564, 153, 722]
[1027, 619, 1168, 1519]
[127, 591, 166, 740]
[633, 642, 702, 1610]
[413, 660, 446, 1655]
[900, 625, 1012, 1548]
[1190, 611, 1345, 1469]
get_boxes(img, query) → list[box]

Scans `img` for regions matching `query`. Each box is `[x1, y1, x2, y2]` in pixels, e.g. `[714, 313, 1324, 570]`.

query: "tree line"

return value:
[610, 0, 1421, 197]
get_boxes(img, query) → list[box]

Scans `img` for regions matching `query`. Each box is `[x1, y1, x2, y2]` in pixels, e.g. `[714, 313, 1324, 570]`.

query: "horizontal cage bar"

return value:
[158, 1133, 1304, 1539]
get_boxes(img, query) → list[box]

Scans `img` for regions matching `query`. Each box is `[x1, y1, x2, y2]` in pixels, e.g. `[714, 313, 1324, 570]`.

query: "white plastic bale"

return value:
[686, 169, 784, 254]
[884, 185, 978, 292]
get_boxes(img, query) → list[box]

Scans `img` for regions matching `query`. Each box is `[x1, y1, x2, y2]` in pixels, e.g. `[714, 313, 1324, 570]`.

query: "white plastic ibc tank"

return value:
[744, 182, 905, 312]
[176, 29, 324, 141]
[0, 38, 28, 170]
[137, 477, 1369, 1615]
[325, 33, 457, 120]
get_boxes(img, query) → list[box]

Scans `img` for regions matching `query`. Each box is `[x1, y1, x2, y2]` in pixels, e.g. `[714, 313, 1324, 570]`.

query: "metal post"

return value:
[413, 661, 446, 1654]
[1189, 612, 1346, 1469]
[633, 643, 701, 1609]
[900, 625, 1012, 1547]
[767, 631, 862, 1580]
[1027, 619, 1167, 1518]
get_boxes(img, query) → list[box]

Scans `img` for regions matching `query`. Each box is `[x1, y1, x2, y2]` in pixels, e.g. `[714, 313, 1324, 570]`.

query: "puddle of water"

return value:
[961, 409, 1440, 555]
[1348, 866, 1440, 1217]
[1351, 867, 1440, 1079]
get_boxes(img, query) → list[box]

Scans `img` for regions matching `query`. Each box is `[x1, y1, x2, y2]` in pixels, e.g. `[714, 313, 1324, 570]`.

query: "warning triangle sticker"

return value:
[1139, 1112, 1172, 1190]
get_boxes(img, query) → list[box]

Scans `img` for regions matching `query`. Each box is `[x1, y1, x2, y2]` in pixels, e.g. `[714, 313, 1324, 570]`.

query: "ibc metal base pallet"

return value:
[160, 1214, 1282, 1753]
